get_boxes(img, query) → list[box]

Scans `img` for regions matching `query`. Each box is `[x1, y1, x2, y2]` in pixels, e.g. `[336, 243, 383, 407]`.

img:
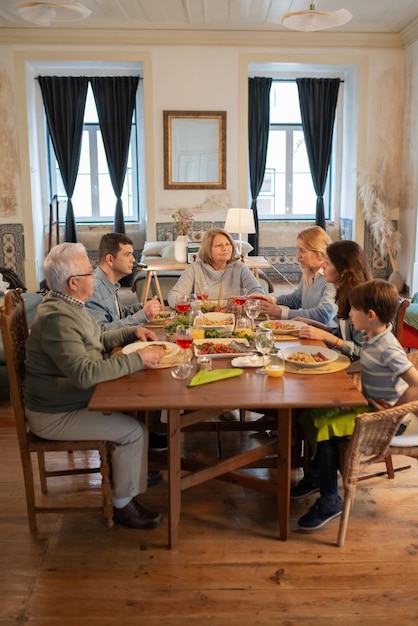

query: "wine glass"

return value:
[244, 298, 261, 330]
[233, 288, 248, 316]
[175, 295, 191, 314]
[254, 327, 275, 374]
[196, 282, 209, 302]
[176, 326, 194, 363]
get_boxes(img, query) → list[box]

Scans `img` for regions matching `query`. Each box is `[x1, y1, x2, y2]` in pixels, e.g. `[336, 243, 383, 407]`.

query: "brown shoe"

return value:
[114, 499, 163, 530]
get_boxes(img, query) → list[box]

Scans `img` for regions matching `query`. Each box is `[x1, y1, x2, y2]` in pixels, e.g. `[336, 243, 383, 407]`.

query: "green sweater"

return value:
[24, 294, 144, 413]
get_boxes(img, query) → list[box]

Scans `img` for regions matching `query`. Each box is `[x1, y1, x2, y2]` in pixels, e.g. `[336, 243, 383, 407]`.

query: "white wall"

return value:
[0, 32, 414, 290]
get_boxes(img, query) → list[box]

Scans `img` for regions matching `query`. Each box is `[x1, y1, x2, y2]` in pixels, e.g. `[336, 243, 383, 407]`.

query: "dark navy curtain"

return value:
[91, 76, 139, 235]
[248, 77, 272, 255]
[296, 78, 340, 229]
[38, 76, 88, 243]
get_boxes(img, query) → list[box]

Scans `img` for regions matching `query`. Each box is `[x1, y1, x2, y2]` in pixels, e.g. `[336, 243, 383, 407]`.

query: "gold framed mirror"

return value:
[163, 110, 226, 189]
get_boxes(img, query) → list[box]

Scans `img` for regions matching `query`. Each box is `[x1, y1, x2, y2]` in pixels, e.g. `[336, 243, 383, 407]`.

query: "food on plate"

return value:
[286, 351, 329, 364]
[195, 341, 247, 355]
[263, 321, 300, 332]
[201, 314, 233, 326]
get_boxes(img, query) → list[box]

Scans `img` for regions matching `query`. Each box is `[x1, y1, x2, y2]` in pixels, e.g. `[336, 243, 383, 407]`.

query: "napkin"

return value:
[188, 368, 243, 387]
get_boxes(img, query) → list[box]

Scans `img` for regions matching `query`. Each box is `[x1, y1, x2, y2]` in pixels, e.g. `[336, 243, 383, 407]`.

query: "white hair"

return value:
[44, 242, 88, 292]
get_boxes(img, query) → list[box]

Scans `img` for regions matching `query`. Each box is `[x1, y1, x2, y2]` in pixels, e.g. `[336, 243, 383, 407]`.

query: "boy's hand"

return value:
[369, 398, 391, 411]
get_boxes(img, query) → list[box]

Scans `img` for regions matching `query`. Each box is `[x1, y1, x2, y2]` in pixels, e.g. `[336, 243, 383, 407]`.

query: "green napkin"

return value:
[188, 368, 243, 387]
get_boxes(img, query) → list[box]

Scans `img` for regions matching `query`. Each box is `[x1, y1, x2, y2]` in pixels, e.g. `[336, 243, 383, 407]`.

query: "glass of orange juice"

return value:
[265, 351, 285, 377]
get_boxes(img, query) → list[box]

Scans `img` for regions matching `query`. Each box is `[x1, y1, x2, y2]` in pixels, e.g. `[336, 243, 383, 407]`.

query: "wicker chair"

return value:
[337, 399, 418, 547]
[0, 289, 114, 531]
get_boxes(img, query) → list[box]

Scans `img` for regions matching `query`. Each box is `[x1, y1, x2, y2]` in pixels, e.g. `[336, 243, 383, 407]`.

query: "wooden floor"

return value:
[1, 392, 418, 625]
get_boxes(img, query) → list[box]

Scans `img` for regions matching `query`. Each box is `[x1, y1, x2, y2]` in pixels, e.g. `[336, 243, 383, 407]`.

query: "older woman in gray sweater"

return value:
[24, 243, 164, 531]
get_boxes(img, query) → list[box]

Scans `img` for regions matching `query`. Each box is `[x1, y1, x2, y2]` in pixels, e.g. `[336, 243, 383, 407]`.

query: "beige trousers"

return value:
[26, 407, 148, 499]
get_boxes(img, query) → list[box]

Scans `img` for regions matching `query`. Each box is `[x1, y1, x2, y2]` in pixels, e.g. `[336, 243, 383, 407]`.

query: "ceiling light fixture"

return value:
[16, 2, 91, 27]
[275, 2, 352, 32]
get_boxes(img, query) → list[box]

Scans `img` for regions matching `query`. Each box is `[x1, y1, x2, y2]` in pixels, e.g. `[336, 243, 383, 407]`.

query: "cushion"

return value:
[160, 243, 175, 258]
[141, 241, 172, 257]
[234, 240, 254, 255]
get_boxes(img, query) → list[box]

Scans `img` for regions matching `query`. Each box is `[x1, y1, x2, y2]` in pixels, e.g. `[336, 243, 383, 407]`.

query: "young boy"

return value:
[296, 279, 418, 531]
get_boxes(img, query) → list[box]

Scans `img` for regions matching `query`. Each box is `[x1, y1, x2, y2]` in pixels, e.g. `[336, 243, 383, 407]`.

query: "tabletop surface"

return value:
[89, 340, 367, 413]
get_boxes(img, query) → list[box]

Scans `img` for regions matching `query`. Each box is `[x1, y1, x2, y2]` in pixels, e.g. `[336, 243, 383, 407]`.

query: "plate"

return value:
[259, 320, 307, 335]
[194, 338, 251, 358]
[122, 341, 179, 360]
[231, 355, 266, 368]
[281, 346, 339, 368]
[199, 312, 235, 333]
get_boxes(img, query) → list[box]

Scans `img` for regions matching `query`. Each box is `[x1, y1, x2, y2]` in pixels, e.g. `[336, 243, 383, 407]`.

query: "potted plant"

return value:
[172, 208, 194, 262]
[357, 159, 403, 292]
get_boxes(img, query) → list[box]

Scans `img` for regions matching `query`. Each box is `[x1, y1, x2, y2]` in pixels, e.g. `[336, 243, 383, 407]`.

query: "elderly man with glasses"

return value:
[24, 242, 164, 530]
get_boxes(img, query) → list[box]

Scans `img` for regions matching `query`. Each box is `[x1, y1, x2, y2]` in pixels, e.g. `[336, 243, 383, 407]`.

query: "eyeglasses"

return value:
[70, 269, 95, 279]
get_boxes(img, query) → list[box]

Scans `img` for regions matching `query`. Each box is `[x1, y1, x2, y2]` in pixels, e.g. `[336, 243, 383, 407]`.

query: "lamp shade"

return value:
[274, 3, 352, 32]
[224, 208, 256, 236]
[17, 2, 91, 26]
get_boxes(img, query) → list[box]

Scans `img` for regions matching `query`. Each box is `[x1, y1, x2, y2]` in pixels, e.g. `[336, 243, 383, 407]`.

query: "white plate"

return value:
[259, 320, 308, 335]
[231, 355, 266, 368]
[122, 341, 179, 360]
[194, 338, 251, 359]
[282, 345, 339, 368]
[198, 312, 235, 333]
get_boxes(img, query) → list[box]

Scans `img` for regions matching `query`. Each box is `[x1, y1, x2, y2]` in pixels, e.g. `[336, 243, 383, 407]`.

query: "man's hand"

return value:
[143, 296, 163, 321]
[135, 326, 158, 341]
[138, 345, 164, 368]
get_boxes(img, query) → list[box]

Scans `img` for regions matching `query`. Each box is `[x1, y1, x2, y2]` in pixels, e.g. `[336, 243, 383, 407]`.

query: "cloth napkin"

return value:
[188, 368, 243, 387]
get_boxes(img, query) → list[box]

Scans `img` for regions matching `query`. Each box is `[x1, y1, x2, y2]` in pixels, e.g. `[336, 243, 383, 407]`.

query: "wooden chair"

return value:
[337, 399, 418, 546]
[0, 289, 114, 531]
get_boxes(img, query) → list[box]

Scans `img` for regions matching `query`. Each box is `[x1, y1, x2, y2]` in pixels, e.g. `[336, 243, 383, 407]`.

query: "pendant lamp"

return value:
[275, 2, 352, 32]
[16, 2, 91, 26]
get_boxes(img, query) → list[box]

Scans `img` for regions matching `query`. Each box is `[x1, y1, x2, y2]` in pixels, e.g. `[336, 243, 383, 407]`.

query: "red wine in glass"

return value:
[176, 336, 194, 350]
[233, 295, 247, 307]
[176, 302, 190, 313]
[196, 293, 209, 301]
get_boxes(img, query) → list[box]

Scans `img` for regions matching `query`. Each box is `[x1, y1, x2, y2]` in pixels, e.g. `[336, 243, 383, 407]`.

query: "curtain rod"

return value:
[250, 77, 344, 83]
[35, 75, 143, 80]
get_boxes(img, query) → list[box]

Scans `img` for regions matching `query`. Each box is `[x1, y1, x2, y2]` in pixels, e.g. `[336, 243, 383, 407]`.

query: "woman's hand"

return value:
[138, 345, 164, 369]
[298, 326, 329, 342]
[247, 293, 275, 304]
[135, 327, 158, 341]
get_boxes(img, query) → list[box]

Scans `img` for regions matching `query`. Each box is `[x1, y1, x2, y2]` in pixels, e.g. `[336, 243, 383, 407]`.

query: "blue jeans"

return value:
[316, 438, 339, 500]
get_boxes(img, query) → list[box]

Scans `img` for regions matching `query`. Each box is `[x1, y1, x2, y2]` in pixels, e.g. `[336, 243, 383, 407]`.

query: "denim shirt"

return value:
[86, 266, 147, 331]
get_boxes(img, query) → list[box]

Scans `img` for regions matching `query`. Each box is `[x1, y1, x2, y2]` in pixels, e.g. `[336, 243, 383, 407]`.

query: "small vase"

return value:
[174, 235, 188, 262]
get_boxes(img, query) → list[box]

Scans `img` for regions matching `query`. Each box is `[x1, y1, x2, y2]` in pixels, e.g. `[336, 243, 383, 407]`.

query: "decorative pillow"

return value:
[234, 240, 254, 255]
[160, 243, 175, 258]
[141, 241, 171, 257]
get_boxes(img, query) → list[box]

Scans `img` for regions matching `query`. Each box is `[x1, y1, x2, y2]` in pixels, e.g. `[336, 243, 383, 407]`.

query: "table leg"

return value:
[276, 408, 292, 540]
[168, 409, 182, 549]
[152, 273, 165, 307]
[141, 270, 152, 303]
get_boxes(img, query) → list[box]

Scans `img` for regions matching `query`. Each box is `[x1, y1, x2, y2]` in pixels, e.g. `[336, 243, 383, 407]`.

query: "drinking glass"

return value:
[196, 282, 209, 302]
[233, 288, 248, 316]
[176, 326, 194, 363]
[254, 327, 275, 374]
[244, 298, 261, 330]
[175, 295, 191, 314]
[265, 350, 285, 378]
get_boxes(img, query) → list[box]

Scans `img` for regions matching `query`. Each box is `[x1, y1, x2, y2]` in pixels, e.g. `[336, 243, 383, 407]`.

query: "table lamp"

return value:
[224, 208, 256, 261]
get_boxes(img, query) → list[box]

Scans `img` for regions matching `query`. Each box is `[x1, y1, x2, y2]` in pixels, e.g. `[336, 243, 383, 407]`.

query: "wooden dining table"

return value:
[88, 338, 367, 548]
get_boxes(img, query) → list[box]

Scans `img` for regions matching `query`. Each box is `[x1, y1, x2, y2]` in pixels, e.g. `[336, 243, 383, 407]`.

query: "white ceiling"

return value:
[0, 0, 417, 33]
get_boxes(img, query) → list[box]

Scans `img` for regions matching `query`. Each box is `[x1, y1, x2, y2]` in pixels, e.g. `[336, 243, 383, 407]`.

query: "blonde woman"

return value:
[249, 226, 337, 325]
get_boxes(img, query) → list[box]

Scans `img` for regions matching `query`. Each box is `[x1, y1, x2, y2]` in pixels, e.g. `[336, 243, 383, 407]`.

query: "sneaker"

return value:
[290, 476, 320, 499]
[149, 433, 168, 451]
[298, 496, 343, 530]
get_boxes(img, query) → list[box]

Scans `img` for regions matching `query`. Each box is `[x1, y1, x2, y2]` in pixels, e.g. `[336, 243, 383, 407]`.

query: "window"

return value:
[47, 85, 139, 224]
[258, 81, 332, 222]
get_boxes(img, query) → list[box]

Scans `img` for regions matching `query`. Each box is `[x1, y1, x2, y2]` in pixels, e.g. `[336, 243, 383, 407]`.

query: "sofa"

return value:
[0, 292, 43, 393]
[131, 240, 274, 304]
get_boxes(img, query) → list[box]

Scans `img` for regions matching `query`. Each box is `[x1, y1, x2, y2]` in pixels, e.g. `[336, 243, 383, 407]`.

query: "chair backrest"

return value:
[342, 400, 418, 490]
[0, 289, 30, 447]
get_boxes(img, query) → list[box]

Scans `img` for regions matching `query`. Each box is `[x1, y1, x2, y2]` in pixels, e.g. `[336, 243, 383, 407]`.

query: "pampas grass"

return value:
[358, 158, 401, 272]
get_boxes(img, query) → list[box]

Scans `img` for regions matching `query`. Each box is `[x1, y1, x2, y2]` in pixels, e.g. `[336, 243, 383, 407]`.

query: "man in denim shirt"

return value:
[86, 233, 162, 331]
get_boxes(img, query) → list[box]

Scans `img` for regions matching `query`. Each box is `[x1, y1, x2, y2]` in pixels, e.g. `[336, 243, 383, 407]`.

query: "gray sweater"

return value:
[24, 294, 144, 413]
